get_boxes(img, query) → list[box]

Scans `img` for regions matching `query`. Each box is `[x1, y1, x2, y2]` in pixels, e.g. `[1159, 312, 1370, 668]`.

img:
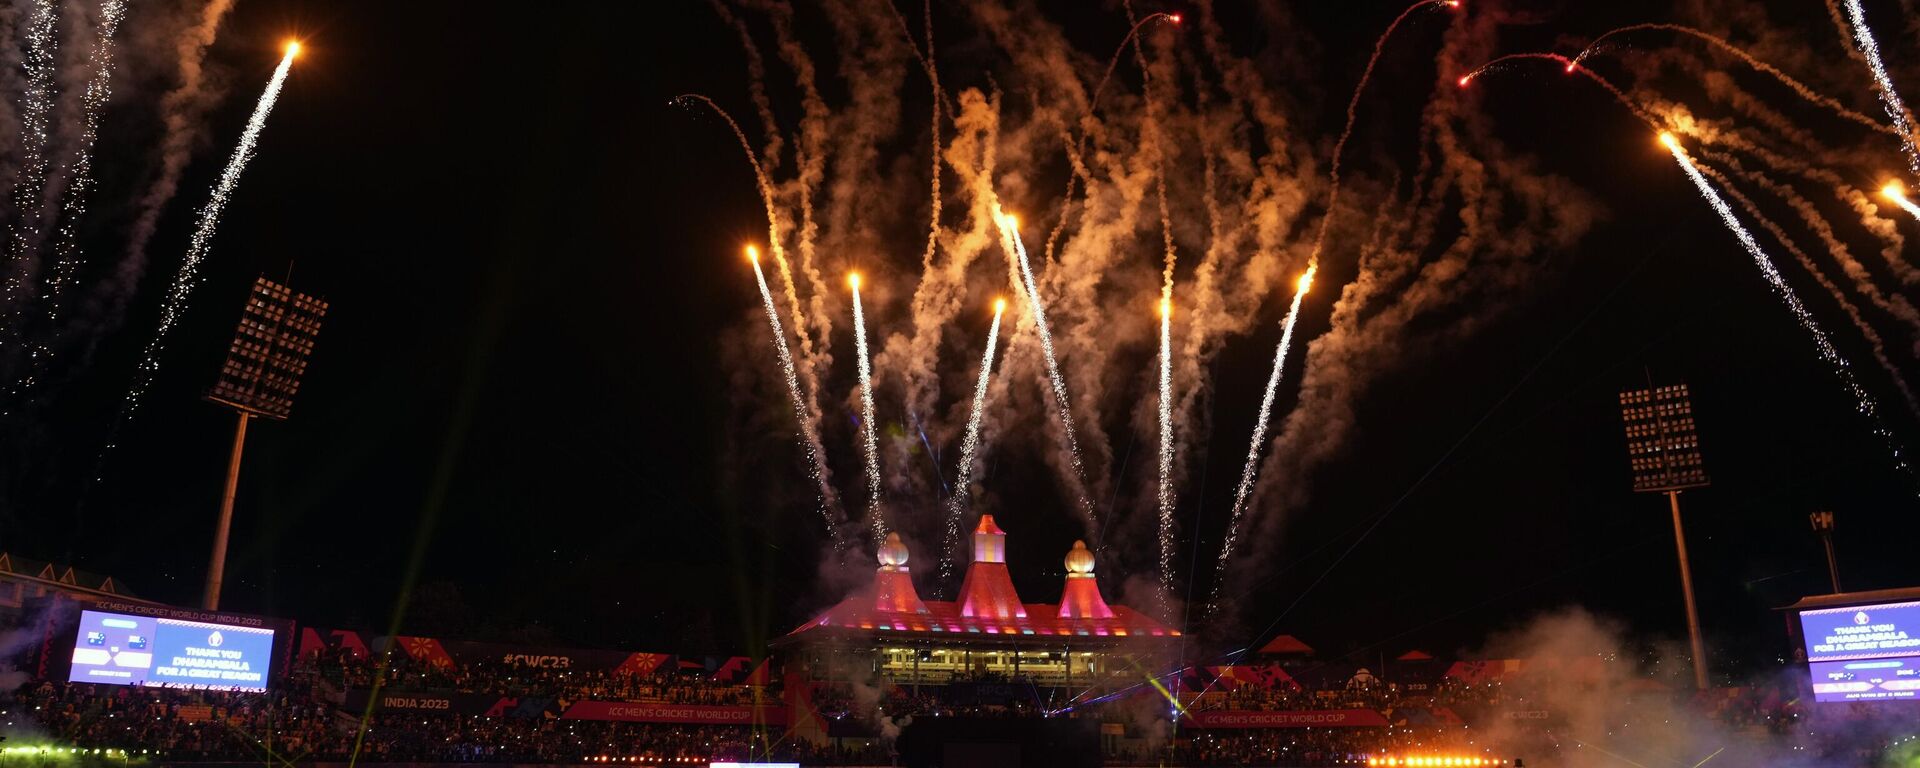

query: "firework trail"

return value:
[850, 273, 885, 546]
[998, 210, 1099, 536]
[1095, 13, 1180, 120]
[937, 299, 1005, 593]
[1461, 53, 1655, 124]
[1663, 134, 1910, 474]
[886, 0, 944, 274]
[1155, 298, 1175, 604]
[1, 0, 60, 311]
[1463, 58, 1913, 463]
[677, 93, 841, 535]
[1209, 268, 1313, 613]
[1044, 11, 1179, 264]
[1838, 0, 1920, 174]
[1570, 24, 1890, 135]
[1126, 0, 1178, 302]
[1695, 160, 1920, 417]
[1704, 134, 1920, 285]
[1308, 0, 1459, 265]
[107, 0, 237, 336]
[1121, 0, 1184, 608]
[674, 94, 819, 370]
[1479, 51, 1920, 364]
[25, 0, 128, 385]
[749, 247, 841, 545]
[1884, 183, 1920, 222]
[105, 44, 298, 445]
[746, 0, 833, 362]
[1703, 148, 1920, 359]
[703, 0, 783, 175]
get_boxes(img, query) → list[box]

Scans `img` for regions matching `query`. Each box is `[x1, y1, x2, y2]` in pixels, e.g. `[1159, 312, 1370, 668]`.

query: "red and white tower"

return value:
[957, 515, 1027, 619]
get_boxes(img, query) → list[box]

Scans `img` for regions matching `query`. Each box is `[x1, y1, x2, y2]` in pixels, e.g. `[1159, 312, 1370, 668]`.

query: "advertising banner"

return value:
[559, 701, 788, 726]
[387, 636, 674, 675]
[1180, 709, 1389, 728]
[342, 690, 555, 717]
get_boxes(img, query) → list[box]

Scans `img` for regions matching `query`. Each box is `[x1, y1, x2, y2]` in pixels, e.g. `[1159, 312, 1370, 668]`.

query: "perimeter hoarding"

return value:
[1799, 598, 1920, 702]
[1178, 708, 1389, 728]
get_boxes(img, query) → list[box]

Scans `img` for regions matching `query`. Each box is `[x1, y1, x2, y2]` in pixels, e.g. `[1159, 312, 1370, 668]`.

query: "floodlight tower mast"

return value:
[1808, 511, 1840, 593]
[1618, 380, 1711, 690]
[201, 276, 327, 610]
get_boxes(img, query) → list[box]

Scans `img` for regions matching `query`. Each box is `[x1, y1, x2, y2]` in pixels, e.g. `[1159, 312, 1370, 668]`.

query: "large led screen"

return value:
[1800, 599, 1920, 702]
[68, 609, 277, 692]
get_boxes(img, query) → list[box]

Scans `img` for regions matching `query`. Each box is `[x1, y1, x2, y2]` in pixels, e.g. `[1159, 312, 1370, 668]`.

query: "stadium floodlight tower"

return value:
[1618, 381, 1711, 691]
[201, 276, 328, 611]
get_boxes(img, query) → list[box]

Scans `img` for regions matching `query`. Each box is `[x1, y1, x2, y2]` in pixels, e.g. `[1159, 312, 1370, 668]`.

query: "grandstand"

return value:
[0, 539, 1896, 766]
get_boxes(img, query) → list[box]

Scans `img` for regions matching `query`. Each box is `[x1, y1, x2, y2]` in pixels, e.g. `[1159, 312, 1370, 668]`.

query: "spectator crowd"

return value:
[4, 644, 1909, 766]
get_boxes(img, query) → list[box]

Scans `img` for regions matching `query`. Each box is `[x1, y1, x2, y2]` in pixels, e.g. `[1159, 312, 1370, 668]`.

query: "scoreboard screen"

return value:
[1799, 599, 1920, 703]
[68, 609, 278, 692]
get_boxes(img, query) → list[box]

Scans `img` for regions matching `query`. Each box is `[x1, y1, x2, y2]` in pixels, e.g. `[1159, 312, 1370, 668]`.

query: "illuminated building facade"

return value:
[775, 516, 1176, 692]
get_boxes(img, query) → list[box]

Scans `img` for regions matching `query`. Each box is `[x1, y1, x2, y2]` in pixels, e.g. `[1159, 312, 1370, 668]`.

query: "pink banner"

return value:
[559, 701, 788, 726]
[1181, 709, 1388, 729]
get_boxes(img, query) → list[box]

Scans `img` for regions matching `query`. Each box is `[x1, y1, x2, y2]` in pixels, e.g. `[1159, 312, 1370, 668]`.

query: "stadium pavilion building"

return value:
[774, 515, 1179, 697]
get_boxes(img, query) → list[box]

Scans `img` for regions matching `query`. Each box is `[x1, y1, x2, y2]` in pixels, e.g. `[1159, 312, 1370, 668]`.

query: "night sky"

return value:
[3, 0, 1917, 677]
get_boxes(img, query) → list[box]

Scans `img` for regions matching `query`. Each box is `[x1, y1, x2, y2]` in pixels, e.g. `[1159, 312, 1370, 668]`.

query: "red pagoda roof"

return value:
[1256, 634, 1314, 656]
[782, 515, 1177, 643]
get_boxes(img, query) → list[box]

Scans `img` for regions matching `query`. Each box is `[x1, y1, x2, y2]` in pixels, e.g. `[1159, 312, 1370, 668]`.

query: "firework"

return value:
[111, 43, 299, 435]
[675, 94, 823, 399]
[28, 0, 129, 381]
[679, 92, 842, 546]
[999, 210, 1099, 535]
[1046, 11, 1180, 263]
[1883, 182, 1920, 222]
[1, 0, 61, 310]
[1131, 2, 1184, 606]
[749, 247, 840, 543]
[1155, 298, 1175, 605]
[1839, 0, 1920, 174]
[937, 299, 1006, 593]
[1696, 161, 1920, 417]
[1569, 23, 1889, 135]
[109, 0, 240, 344]
[1095, 12, 1181, 111]
[1311, 0, 1461, 263]
[1210, 268, 1314, 611]
[1460, 53, 1655, 124]
[850, 272, 886, 546]
[1662, 134, 1909, 473]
